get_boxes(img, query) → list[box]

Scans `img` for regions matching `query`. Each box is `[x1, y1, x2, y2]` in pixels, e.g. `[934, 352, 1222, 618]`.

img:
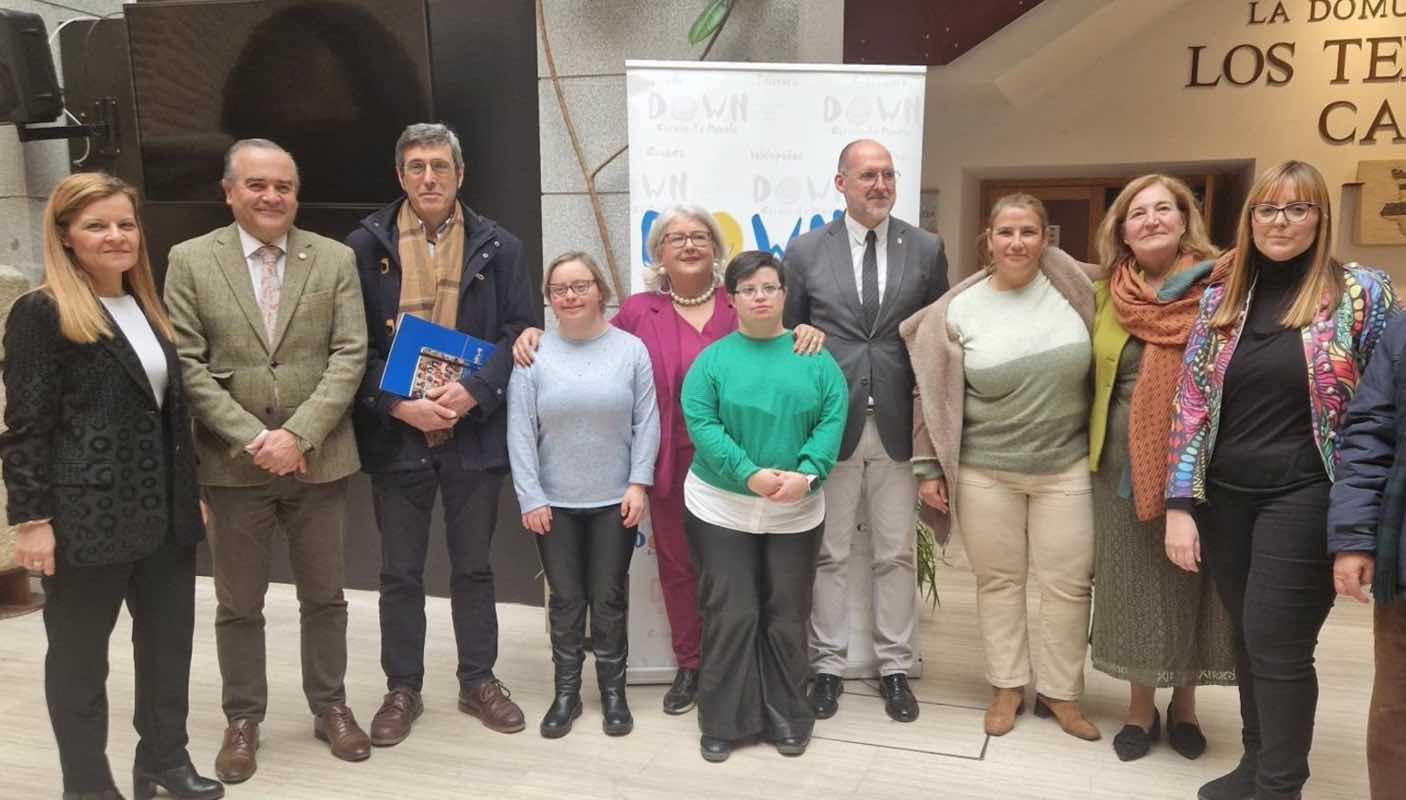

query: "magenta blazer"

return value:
[612, 291, 737, 498]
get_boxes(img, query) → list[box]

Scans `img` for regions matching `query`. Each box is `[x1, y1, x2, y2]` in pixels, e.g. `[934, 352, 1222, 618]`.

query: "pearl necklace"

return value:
[669, 282, 717, 307]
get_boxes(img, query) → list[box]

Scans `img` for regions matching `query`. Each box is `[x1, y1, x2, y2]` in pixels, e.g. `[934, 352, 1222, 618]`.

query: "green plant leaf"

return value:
[689, 0, 731, 45]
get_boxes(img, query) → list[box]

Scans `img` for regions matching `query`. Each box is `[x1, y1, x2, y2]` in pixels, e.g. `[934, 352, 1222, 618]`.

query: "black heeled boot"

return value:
[133, 762, 224, 800]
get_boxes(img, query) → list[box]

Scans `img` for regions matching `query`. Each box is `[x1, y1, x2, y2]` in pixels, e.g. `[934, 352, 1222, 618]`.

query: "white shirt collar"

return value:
[236, 225, 289, 260]
[844, 212, 890, 247]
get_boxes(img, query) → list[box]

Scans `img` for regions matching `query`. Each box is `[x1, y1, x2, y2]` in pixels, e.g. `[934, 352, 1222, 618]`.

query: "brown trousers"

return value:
[1370, 600, 1406, 800]
[206, 476, 350, 722]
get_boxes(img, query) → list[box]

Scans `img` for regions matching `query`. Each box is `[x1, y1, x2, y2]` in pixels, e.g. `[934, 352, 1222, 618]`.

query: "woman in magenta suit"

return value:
[513, 205, 823, 713]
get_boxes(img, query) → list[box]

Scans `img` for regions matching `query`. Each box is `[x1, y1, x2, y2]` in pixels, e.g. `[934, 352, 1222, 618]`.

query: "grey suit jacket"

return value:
[783, 215, 948, 461]
[164, 222, 368, 487]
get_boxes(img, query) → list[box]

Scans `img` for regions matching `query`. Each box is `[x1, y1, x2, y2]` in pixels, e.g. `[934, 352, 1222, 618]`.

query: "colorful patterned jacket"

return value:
[1166, 263, 1400, 504]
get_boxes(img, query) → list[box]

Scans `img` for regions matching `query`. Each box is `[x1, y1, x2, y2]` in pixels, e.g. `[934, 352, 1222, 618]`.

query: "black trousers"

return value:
[535, 504, 636, 692]
[371, 458, 505, 691]
[41, 540, 197, 794]
[684, 509, 822, 741]
[1197, 480, 1336, 800]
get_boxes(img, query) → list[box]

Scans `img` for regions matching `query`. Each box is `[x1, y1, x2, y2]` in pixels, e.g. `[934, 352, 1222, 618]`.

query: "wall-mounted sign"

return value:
[1356, 160, 1406, 246]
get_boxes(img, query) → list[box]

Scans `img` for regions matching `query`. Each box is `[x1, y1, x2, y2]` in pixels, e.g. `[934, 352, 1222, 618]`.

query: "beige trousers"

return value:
[955, 458, 1093, 700]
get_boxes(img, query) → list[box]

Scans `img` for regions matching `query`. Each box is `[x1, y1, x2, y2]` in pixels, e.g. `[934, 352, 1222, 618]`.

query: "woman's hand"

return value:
[1333, 552, 1375, 603]
[1165, 509, 1201, 573]
[918, 479, 949, 513]
[621, 484, 649, 528]
[16, 521, 56, 576]
[512, 327, 545, 367]
[522, 506, 552, 536]
[793, 324, 827, 355]
[768, 472, 811, 504]
[746, 469, 784, 497]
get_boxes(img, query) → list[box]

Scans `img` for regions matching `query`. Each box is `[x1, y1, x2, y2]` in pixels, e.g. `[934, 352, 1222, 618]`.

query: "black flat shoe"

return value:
[663, 668, 698, 715]
[774, 735, 809, 757]
[601, 688, 634, 737]
[1167, 700, 1208, 760]
[1112, 709, 1160, 762]
[700, 735, 731, 763]
[539, 693, 582, 739]
[133, 762, 224, 800]
[808, 673, 843, 720]
[880, 674, 919, 723]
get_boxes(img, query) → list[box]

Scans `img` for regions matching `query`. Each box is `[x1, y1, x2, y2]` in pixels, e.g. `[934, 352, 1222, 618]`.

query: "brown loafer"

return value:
[458, 679, 526, 734]
[214, 718, 259, 783]
[370, 688, 424, 747]
[314, 704, 372, 761]
[1034, 693, 1102, 741]
[984, 686, 1026, 736]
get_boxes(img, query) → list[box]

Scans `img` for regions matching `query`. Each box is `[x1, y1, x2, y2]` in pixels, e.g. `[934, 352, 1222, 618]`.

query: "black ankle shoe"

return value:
[539, 693, 582, 739]
[808, 673, 843, 719]
[1167, 700, 1208, 760]
[1112, 709, 1161, 762]
[1197, 756, 1258, 800]
[774, 734, 809, 757]
[601, 688, 634, 736]
[663, 668, 698, 715]
[700, 735, 731, 763]
[133, 762, 224, 800]
[64, 791, 126, 800]
[880, 674, 919, 722]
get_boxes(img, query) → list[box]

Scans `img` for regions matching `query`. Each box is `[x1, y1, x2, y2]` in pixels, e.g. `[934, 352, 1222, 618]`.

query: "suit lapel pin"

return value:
[379, 257, 390, 274]
[475, 273, 486, 281]
[897, 237, 903, 245]
[298, 252, 307, 260]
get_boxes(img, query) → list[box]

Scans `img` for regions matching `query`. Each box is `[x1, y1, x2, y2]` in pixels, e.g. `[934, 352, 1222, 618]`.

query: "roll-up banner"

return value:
[624, 60, 928, 684]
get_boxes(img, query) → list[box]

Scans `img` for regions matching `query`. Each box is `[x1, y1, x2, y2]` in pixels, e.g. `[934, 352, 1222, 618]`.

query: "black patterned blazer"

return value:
[0, 290, 203, 566]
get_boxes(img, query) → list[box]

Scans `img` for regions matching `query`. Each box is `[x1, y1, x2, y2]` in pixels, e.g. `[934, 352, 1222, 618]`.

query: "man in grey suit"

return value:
[164, 139, 370, 783]
[782, 139, 948, 723]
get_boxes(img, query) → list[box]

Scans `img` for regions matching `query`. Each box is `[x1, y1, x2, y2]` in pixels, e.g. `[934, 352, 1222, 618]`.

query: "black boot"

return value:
[600, 686, 633, 736]
[1197, 754, 1258, 800]
[539, 692, 582, 739]
[64, 791, 126, 800]
[133, 762, 224, 800]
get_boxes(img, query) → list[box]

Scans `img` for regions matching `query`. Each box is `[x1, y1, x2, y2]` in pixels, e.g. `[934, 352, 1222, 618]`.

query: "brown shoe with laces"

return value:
[1034, 693, 1102, 741]
[984, 686, 1026, 736]
[313, 704, 372, 761]
[458, 679, 526, 734]
[370, 688, 424, 747]
[214, 718, 259, 783]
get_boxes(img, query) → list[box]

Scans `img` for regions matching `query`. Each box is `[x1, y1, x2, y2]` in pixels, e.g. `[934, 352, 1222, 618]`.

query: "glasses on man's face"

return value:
[547, 279, 596, 299]
[1250, 201, 1318, 225]
[734, 284, 783, 300]
[847, 169, 899, 188]
[663, 232, 713, 249]
[403, 160, 456, 179]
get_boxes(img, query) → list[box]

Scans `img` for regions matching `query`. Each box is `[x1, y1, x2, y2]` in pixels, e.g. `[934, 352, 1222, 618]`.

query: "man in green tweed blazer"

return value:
[163, 138, 370, 784]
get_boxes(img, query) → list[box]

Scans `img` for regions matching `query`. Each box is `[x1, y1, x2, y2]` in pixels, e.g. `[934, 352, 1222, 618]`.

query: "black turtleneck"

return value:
[1207, 250, 1327, 491]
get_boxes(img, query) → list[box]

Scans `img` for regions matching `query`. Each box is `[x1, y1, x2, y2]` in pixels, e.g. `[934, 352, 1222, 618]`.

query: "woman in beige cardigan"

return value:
[901, 193, 1100, 740]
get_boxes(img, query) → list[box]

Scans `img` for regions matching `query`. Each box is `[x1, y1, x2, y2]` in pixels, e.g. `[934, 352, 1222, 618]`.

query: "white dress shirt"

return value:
[99, 294, 168, 408]
[236, 225, 288, 306]
[844, 212, 890, 304]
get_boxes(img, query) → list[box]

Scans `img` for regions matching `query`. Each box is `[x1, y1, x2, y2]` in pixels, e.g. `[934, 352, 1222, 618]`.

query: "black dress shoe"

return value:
[133, 762, 224, 800]
[880, 674, 919, 722]
[64, 791, 126, 800]
[601, 688, 634, 736]
[1112, 709, 1160, 762]
[1167, 700, 1208, 760]
[700, 735, 731, 763]
[808, 673, 843, 719]
[539, 693, 582, 739]
[663, 668, 699, 715]
[774, 734, 809, 757]
[1197, 755, 1258, 800]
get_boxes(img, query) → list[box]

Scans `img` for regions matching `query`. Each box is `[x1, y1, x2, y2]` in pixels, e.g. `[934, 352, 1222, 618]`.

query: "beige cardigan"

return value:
[898, 246, 1098, 542]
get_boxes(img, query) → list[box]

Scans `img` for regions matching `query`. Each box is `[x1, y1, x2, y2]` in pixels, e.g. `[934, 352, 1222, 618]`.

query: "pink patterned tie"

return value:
[255, 244, 282, 343]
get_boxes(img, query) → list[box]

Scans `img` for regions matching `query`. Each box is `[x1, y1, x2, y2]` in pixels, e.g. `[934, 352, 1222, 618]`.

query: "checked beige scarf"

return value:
[396, 200, 466, 446]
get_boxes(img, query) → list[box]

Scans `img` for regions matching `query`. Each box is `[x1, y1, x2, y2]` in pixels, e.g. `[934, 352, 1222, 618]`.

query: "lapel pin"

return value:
[897, 237, 903, 245]
[475, 273, 487, 281]
[298, 252, 307, 260]
[379, 257, 390, 274]
[385, 319, 395, 335]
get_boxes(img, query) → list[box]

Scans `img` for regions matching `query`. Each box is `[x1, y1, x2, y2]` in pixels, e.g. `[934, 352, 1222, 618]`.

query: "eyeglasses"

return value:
[546, 279, 596, 298]
[403, 160, 456, 178]
[734, 284, 783, 299]
[845, 169, 899, 188]
[663, 232, 714, 249]
[1250, 202, 1318, 225]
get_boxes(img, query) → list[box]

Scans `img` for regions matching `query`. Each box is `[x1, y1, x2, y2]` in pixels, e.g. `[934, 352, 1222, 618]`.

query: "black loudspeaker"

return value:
[0, 9, 61, 124]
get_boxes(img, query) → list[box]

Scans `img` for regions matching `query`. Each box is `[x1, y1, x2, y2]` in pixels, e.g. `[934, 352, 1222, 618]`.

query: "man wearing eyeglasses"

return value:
[345, 122, 542, 744]
[782, 139, 949, 723]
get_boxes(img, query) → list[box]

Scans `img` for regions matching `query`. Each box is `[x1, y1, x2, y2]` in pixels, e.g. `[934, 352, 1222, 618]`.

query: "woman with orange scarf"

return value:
[1088, 175, 1238, 763]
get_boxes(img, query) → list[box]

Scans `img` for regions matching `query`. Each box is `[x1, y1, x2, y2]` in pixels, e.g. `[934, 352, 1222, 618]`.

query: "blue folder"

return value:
[379, 314, 496, 398]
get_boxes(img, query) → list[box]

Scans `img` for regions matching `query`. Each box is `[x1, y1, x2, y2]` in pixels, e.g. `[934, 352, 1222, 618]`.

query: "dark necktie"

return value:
[862, 229, 880, 330]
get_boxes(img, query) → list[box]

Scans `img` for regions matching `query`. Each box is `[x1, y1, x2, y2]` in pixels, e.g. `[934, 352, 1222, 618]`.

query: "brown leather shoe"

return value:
[458, 679, 526, 734]
[370, 688, 424, 747]
[313, 704, 372, 761]
[1034, 693, 1102, 741]
[984, 686, 1026, 736]
[214, 718, 259, 783]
